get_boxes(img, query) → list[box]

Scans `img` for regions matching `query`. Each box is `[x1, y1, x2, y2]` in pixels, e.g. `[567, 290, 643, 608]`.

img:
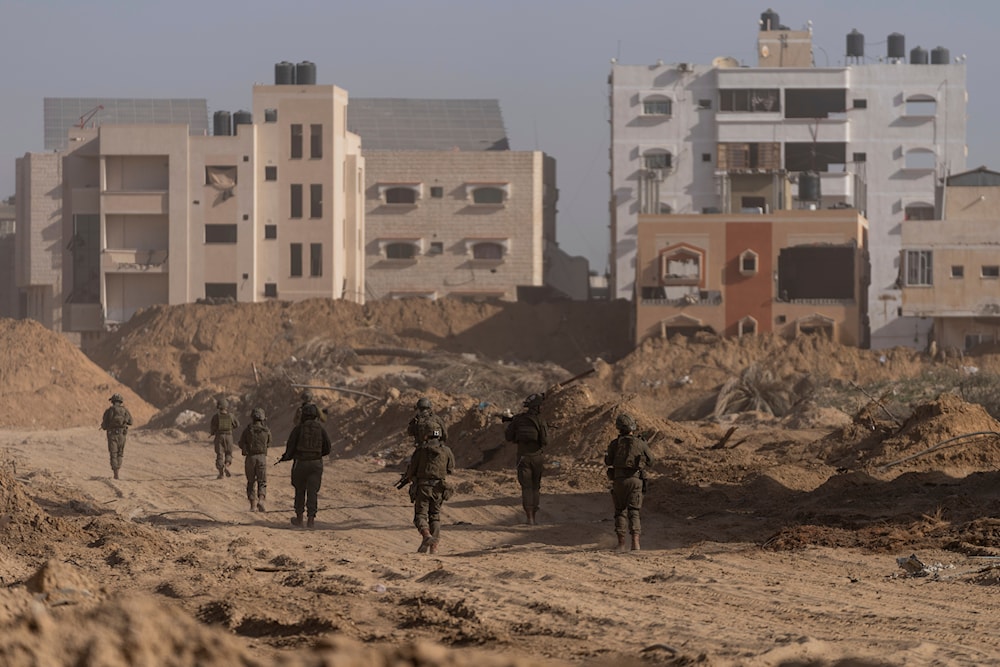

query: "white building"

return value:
[609, 8, 966, 348]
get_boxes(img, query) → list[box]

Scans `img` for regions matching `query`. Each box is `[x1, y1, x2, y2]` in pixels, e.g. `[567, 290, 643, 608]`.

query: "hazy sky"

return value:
[3, 0, 996, 271]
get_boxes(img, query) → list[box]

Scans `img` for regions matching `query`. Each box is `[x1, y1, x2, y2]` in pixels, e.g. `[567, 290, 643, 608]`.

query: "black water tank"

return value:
[233, 110, 252, 131]
[910, 46, 928, 64]
[931, 46, 951, 64]
[213, 110, 232, 137]
[295, 61, 316, 85]
[760, 8, 779, 31]
[887, 33, 906, 60]
[799, 171, 821, 202]
[275, 61, 295, 85]
[846, 29, 864, 58]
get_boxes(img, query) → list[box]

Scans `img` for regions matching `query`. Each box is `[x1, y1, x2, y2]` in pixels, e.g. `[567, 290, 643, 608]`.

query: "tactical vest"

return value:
[296, 420, 324, 460]
[612, 435, 645, 476]
[107, 405, 129, 429]
[244, 424, 270, 455]
[512, 413, 540, 444]
[216, 412, 233, 433]
[415, 442, 449, 480]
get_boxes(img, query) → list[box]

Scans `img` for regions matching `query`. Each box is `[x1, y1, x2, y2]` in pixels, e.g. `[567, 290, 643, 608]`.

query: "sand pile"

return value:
[0, 319, 155, 429]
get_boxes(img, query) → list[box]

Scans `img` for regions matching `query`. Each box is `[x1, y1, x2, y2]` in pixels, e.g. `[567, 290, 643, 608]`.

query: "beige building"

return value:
[362, 150, 557, 301]
[635, 209, 869, 346]
[16, 67, 365, 342]
[900, 167, 1000, 352]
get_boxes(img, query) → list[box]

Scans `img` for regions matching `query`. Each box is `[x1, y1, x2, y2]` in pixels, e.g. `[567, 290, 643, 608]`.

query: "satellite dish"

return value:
[712, 56, 740, 68]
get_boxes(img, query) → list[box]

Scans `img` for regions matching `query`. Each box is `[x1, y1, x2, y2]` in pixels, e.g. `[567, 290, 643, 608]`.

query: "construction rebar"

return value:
[879, 430, 1000, 471]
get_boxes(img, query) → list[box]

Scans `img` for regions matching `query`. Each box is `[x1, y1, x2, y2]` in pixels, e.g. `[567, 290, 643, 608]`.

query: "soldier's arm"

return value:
[320, 429, 332, 457]
[280, 427, 299, 461]
[537, 419, 549, 446]
[604, 440, 616, 467]
[446, 448, 456, 474]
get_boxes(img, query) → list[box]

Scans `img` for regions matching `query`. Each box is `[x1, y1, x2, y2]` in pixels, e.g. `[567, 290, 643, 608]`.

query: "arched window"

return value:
[739, 249, 759, 276]
[385, 187, 417, 205]
[472, 242, 504, 260]
[642, 95, 672, 116]
[385, 242, 417, 260]
[904, 148, 936, 171]
[472, 187, 505, 205]
[738, 316, 758, 337]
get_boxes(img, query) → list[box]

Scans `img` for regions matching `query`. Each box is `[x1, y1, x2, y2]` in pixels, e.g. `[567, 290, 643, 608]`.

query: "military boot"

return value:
[616, 534, 627, 552]
[113, 469, 119, 480]
[306, 516, 315, 528]
[216, 469, 224, 480]
[418, 528, 433, 553]
[290, 513, 303, 527]
[224, 466, 232, 477]
[249, 499, 257, 512]
[631, 533, 641, 551]
[257, 499, 266, 513]
[428, 538, 439, 555]
[524, 509, 535, 525]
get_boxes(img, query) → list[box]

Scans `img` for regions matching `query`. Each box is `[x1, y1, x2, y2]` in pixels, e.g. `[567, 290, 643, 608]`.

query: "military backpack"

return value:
[107, 405, 129, 429]
[612, 434, 645, 472]
[217, 412, 233, 433]
[296, 420, 325, 459]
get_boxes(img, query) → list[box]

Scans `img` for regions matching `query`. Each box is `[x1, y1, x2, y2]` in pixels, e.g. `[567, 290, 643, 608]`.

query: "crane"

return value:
[76, 104, 105, 129]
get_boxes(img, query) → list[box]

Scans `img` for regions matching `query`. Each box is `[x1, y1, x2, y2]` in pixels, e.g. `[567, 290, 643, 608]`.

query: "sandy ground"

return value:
[3, 425, 1000, 666]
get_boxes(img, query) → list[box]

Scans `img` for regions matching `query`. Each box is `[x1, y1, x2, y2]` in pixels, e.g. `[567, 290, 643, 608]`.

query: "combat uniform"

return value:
[605, 417, 653, 551]
[100, 394, 133, 480]
[280, 406, 332, 528]
[210, 405, 240, 479]
[404, 428, 455, 554]
[504, 394, 548, 525]
[239, 409, 272, 512]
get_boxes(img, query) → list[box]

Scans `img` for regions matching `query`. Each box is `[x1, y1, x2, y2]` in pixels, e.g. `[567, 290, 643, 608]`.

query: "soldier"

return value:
[504, 393, 548, 525]
[278, 403, 331, 528]
[209, 398, 240, 479]
[293, 389, 327, 426]
[239, 407, 272, 512]
[100, 393, 133, 480]
[604, 413, 653, 552]
[402, 423, 455, 554]
[406, 396, 448, 446]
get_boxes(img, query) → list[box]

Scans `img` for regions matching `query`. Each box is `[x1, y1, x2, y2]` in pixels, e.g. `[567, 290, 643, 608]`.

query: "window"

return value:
[853, 152, 867, 163]
[205, 166, 237, 186]
[719, 88, 780, 112]
[658, 245, 703, 285]
[264, 108, 277, 123]
[385, 187, 417, 204]
[310, 184, 322, 218]
[738, 316, 757, 336]
[264, 283, 277, 298]
[983, 265, 1000, 278]
[904, 149, 935, 170]
[428, 242, 444, 255]
[905, 203, 935, 220]
[386, 242, 417, 260]
[205, 283, 237, 300]
[472, 187, 505, 205]
[205, 224, 237, 243]
[718, 142, 781, 170]
[290, 243, 302, 277]
[951, 265, 964, 278]
[264, 225, 277, 239]
[310, 124, 322, 158]
[697, 99, 712, 109]
[701, 153, 712, 163]
[642, 96, 672, 116]
[290, 184, 302, 218]
[853, 99, 868, 109]
[965, 333, 994, 351]
[310, 243, 322, 277]
[472, 242, 504, 260]
[642, 150, 672, 170]
[265, 166, 277, 181]
[905, 250, 933, 286]
[784, 89, 846, 118]
[290, 124, 303, 159]
[430, 186, 444, 198]
[739, 249, 759, 275]
[905, 96, 936, 117]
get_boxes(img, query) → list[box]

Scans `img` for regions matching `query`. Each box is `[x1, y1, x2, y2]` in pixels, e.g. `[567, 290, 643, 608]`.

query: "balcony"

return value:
[102, 190, 168, 215]
[102, 248, 168, 273]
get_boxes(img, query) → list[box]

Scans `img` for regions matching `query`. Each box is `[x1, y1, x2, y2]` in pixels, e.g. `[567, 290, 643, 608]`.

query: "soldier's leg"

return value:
[305, 463, 322, 523]
[530, 456, 544, 512]
[214, 438, 225, 478]
[222, 436, 234, 476]
[244, 457, 256, 504]
[516, 457, 533, 519]
[257, 458, 268, 510]
[612, 482, 629, 536]
[626, 477, 644, 535]
[290, 462, 306, 522]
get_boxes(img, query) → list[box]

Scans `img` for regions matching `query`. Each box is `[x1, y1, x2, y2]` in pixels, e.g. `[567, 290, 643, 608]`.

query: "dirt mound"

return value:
[0, 460, 83, 557]
[0, 318, 156, 429]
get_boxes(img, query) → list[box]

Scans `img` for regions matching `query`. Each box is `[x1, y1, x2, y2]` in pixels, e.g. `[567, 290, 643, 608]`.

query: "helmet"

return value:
[301, 390, 314, 403]
[109, 393, 124, 404]
[615, 413, 637, 433]
[301, 403, 320, 421]
[216, 398, 228, 409]
[251, 407, 266, 421]
[416, 397, 432, 411]
[523, 393, 544, 409]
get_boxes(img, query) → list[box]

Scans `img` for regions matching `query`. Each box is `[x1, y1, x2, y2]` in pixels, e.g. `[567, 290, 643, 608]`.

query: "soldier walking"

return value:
[402, 423, 455, 554]
[100, 393, 133, 480]
[239, 407, 272, 512]
[209, 398, 239, 479]
[407, 397, 448, 445]
[504, 393, 548, 525]
[278, 404, 331, 528]
[604, 413, 653, 552]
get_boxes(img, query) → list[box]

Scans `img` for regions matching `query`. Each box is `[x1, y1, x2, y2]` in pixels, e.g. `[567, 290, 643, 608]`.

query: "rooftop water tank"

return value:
[799, 171, 821, 203]
[213, 110, 232, 137]
[760, 8, 779, 31]
[931, 46, 951, 64]
[846, 29, 864, 58]
[910, 46, 928, 64]
[887, 33, 906, 60]
[295, 61, 316, 85]
[233, 110, 252, 131]
[275, 61, 295, 85]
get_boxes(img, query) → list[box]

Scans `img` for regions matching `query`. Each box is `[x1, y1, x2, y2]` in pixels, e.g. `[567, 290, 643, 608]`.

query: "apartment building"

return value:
[635, 209, 869, 346]
[348, 98, 579, 302]
[610, 8, 966, 349]
[15, 64, 365, 342]
[900, 166, 1000, 352]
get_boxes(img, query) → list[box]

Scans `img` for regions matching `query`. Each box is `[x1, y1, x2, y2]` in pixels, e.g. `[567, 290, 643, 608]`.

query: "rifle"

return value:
[496, 367, 597, 421]
[394, 473, 410, 490]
